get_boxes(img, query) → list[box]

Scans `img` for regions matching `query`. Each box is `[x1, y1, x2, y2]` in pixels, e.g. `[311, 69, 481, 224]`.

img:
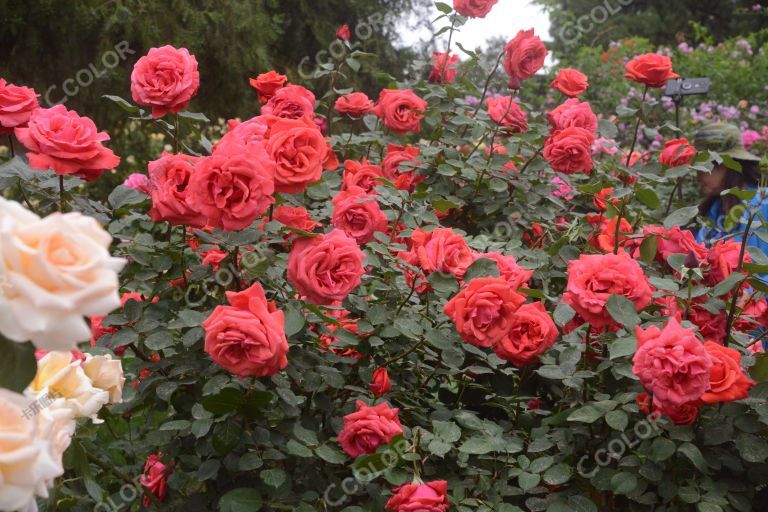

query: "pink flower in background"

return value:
[123, 173, 150, 193]
[550, 176, 574, 200]
[742, 129, 761, 149]
[140, 454, 173, 507]
[0, 78, 39, 135]
[486, 95, 528, 133]
[592, 136, 619, 156]
[429, 51, 460, 84]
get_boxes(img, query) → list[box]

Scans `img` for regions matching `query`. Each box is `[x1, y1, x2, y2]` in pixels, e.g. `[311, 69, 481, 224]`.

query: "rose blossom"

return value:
[272, 205, 321, 233]
[472, 252, 533, 290]
[633, 319, 712, 407]
[249, 70, 287, 103]
[123, 173, 150, 193]
[338, 401, 403, 457]
[563, 252, 653, 329]
[550, 176, 574, 200]
[262, 84, 316, 119]
[0, 388, 75, 512]
[266, 115, 338, 194]
[592, 136, 619, 156]
[486, 95, 528, 133]
[331, 186, 388, 244]
[624, 53, 679, 88]
[382, 144, 420, 178]
[653, 398, 700, 426]
[593, 187, 617, 211]
[504, 29, 548, 89]
[82, 354, 125, 404]
[544, 127, 594, 175]
[0, 198, 125, 351]
[147, 152, 206, 227]
[140, 454, 173, 507]
[547, 98, 597, 133]
[335, 92, 375, 118]
[370, 368, 392, 397]
[700, 342, 755, 403]
[343, 158, 389, 192]
[453, 0, 498, 17]
[641, 225, 708, 266]
[493, 301, 558, 366]
[0, 78, 39, 134]
[187, 142, 276, 231]
[374, 89, 428, 134]
[14, 105, 120, 181]
[588, 215, 632, 254]
[287, 229, 366, 305]
[215, 115, 269, 150]
[130, 45, 200, 118]
[385, 480, 450, 512]
[550, 68, 589, 97]
[398, 227, 475, 280]
[429, 51, 459, 84]
[706, 239, 751, 286]
[660, 138, 695, 167]
[203, 282, 288, 377]
[336, 24, 351, 41]
[444, 276, 526, 348]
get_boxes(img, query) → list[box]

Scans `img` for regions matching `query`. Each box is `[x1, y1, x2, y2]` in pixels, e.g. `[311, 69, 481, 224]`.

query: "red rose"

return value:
[334, 92, 375, 118]
[203, 282, 288, 377]
[641, 225, 708, 267]
[266, 116, 337, 194]
[147, 152, 206, 227]
[370, 368, 392, 397]
[382, 144, 421, 178]
[262, 85, 316, 119]
[131, 45, 200, 118]
[706, 240, 751, 286]
[188, 142, 275, 231]
[336, 24, 351, 41]
[215, 115, 269, 152]
[398, 227, 475, 280]
[332, 186, 388, 244]
[140, 454, 173, 507]
[659, 138, 695, 167]
[453, 0, 499, 18]
[550, 68, 589, 97]
[445, 276, 526, 348]
[374, 89, 428, 134]
[700, 342, 755, 403]
[385, 480, 449, 512]
[624, 53, 679, 88]
[653, 399, 700, 426]
[563, 252, 653, 329]
[273, 205, 321, 233]
[287, 229, 366, 305]
[472, 252, 533, 290]
[593, 187, 617, 211]
[338, 401, 403, 458]
[547, 98, 597, 133]
[0, 79, 39, 135]
[342, 158, 388, 192]
[15, 105, 120, 181]
[485, 95, 528, 134]
[504, 29, 548, 89]
[493, 301, 558, 366]
[429, 51, 460, 84]
[544, 127, 594, 175]
[587, 214, 632, 254]
[248, 70, 288, 104]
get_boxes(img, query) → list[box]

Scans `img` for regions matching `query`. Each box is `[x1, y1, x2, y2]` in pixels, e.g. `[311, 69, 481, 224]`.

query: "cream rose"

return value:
[0, 198, 125, 351]
[28, 351, 110, 421]
[0, 388, 75, 512]
[83, 354, 125, 404]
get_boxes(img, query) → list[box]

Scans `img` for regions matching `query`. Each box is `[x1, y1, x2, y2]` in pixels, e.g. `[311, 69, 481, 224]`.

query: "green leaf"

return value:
[543, 464, 571, 485]
[610, 472, 637, 495]
[284, 305, 306, 337]
[435, 1, 453, 14]
[553, 301, 576, 327]
[518, 471, 541, 491]
[261, 468, 287, 488]
[712, 272, 745, 296]
[637, 188, 661, 210]
[103, 94, 139, 113]
[197, 459, 221, 480]
[678, 442, 709, 472]
[0, 337, 37, 393]
[609, 337, 636, 360]
[315, 445, 347, 464]
[606, 294, 640, 329]
[567, 405, 603, 423]
[664, 206, 699, 229]
[650, 438, 676, 462]
[605, 410, 629, 431]
[108, 185, 146, 209]
[735, 433, 768, 463]
[639, 235, 658, 265]
[219, 488, 263, 512]
[463, 258, 500, 282]
[427, 271, 460, 295]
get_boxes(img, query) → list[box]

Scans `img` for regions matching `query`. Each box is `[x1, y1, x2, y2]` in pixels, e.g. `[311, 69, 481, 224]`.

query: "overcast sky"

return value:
[400, 1, 552, 55]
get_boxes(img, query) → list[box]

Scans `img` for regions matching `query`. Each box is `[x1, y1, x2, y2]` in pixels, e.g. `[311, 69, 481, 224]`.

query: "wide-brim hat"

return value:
[693, 122, 761, 162]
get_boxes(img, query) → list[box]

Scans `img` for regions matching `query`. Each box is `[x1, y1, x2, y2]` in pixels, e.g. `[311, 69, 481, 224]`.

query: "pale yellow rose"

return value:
[0, 388, 74, 512]
[28, 351, 110, 421]
[83, 354, 125, 404]
[0, 198, 126, 351]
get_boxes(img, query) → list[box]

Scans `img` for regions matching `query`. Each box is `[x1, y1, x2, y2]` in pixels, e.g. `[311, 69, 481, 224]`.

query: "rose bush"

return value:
[0, 2, 767, 511]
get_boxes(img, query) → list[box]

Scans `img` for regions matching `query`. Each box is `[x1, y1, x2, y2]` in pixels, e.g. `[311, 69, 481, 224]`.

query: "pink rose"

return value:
[338, 401, 403, 457]
[0, 79, 39, 134]
[382, 144, 420, 178]
[140, 455, 173, 507]
[335, 92, 375, 118]
[262, 85, 316, 119]
[215, 115, 269, 150]
[287, 229, 366, 305]
[374, 89, 428, 134]
[131, 45, 200, 118]
[15, 105, 120, 181]
[147, 152, 206, 227]
[641, 225, 707, 267]
[123, 173, 150, 193]
[398, 227, 475, 280]
[544, 127, 594, 175]
[633, 319, 712, 407]
[563, 252, 653, 329]
[550, 68, 589, 97]
[342, 158, 389, 192]
[385, 480, 450, 512]
[706, 239, 751, 286]
[429, 51, 460, 84]
[272, 205, 321, 233]
[493, 302, 558, 366]
[486, 95, 528, 133]
[547, 98, 597, 133]
[187, 142, 275, 231]
[203, 282, 288, 377]
[453, 0, 499, 18]
[504, 29, 548, 89]
[472, 252, 533, 290]
[332, 186, 388, 244]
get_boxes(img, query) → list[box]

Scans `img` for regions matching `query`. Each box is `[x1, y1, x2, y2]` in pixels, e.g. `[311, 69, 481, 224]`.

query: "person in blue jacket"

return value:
[694, 123, 766, 258]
